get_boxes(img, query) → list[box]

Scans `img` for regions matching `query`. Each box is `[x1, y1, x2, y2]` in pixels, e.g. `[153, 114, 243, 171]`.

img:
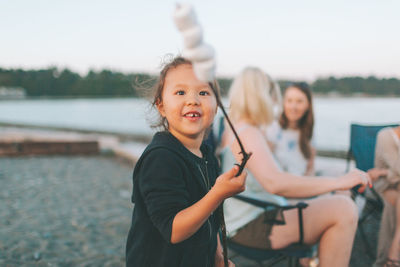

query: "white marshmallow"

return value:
[173, 4, 197, 32]
[182, 25, 203, 48]
[182, 44, 214, 62]
[173, 3, 216, 82]
[193, 59, 216, 83]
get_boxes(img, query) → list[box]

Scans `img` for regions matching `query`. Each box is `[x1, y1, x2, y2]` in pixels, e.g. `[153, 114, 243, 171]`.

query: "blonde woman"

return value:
[220, 67, 371, 267]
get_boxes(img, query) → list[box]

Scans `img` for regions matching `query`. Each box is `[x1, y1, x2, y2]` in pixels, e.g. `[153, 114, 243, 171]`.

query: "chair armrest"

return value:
[232, 194, 308, 244]
[233, 194, 308, 210]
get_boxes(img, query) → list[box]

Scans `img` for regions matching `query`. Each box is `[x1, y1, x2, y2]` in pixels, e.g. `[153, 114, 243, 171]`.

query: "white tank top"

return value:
[221, 126, 287, 236]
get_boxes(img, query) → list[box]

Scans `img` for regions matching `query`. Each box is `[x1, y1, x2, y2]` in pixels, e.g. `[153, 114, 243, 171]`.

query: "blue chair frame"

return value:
[346, 123, 399, 172]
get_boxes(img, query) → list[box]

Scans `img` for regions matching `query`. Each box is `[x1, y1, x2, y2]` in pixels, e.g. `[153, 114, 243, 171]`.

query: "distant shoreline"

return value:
[1, 93, 399, 101]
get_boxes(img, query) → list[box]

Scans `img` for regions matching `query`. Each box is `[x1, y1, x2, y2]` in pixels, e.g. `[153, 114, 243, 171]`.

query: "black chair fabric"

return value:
[228, 195, 314, 267]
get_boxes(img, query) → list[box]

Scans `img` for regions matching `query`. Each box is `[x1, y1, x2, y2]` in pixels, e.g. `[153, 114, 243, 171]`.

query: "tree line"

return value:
[0, 67, 398, 97]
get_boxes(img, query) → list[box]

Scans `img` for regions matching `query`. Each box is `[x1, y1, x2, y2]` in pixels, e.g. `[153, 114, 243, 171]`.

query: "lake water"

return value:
[0, 97, 399, 150]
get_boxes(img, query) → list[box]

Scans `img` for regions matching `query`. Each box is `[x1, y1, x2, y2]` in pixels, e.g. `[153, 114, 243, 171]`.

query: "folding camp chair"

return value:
[212, 115, 315, 266]
[227, 194, 314, 267]
[346, 123, 399, 259]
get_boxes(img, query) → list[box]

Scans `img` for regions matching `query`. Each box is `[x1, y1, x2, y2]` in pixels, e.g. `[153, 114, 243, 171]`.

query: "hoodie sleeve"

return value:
[138, 148, 190, 243]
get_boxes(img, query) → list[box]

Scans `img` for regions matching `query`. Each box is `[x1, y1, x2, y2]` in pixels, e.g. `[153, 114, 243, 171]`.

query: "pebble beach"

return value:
[0, 156, 133, 267]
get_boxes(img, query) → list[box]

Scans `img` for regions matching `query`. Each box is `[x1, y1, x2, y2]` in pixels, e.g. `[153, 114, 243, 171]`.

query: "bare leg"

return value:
[269, 195, 358, 267]
[386, 192, 400, 262]
[383, 189, 398, 207]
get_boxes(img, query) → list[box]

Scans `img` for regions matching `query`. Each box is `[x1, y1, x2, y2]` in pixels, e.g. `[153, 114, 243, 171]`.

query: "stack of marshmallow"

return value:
[173, 4, 216, 83]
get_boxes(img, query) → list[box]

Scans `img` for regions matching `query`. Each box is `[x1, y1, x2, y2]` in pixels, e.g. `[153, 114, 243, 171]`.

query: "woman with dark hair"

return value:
[267, 82, 315, 176]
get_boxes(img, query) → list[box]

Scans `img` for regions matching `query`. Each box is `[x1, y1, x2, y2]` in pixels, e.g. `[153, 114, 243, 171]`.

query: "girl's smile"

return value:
[183, 111, 202, 121]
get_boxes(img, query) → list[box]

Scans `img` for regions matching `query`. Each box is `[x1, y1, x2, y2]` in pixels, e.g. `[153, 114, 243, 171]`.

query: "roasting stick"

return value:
[173, 4, 252, 266]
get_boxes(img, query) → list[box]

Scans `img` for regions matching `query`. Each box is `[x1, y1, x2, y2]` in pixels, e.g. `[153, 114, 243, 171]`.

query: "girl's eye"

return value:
[176, 90, 185, 95]
[199, 91, 210, 96]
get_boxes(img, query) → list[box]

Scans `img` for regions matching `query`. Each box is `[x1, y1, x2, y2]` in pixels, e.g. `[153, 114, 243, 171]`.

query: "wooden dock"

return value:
[0, 127, 100, 156]
[0, 140, 99, 156]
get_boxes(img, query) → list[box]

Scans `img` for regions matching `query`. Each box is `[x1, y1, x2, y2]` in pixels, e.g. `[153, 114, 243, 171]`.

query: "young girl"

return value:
[266, 82, 316, 176]
[126, 57, 246, 267]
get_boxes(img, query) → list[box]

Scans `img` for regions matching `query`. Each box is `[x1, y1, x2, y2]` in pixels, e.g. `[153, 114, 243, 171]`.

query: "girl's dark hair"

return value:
[279, 82, 314, 159]
[151, 56, 192, 130]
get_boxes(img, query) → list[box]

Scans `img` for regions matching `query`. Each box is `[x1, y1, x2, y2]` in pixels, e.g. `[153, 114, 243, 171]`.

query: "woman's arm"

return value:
[229, 125, 369, 198]
[170, 166, 246, 244]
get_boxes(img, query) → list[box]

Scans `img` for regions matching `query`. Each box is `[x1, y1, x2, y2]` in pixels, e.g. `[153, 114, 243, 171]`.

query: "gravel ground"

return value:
[0, 155, 380, 267]
[0, 156, 134, 267]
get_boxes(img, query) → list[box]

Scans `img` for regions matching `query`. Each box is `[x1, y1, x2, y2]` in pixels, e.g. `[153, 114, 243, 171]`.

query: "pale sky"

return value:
[1, 0, 399, 81]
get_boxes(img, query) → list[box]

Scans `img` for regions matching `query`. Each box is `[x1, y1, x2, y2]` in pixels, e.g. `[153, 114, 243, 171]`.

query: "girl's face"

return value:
[157, 64, 217, 143]
[283, 86, 309, 125]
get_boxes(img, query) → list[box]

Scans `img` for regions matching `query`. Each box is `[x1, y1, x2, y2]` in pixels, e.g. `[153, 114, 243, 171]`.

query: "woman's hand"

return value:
[213, 165, 246, 199]
[337, 169, 372, 193]
[367, 168, 388, 182]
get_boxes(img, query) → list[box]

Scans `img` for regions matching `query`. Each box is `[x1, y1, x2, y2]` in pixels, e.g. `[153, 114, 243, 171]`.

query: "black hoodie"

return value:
[126, 131, 220, 267]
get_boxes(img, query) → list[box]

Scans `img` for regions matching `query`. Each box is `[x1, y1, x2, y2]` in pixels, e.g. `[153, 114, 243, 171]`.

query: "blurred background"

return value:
[1, 0, 399, 266]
